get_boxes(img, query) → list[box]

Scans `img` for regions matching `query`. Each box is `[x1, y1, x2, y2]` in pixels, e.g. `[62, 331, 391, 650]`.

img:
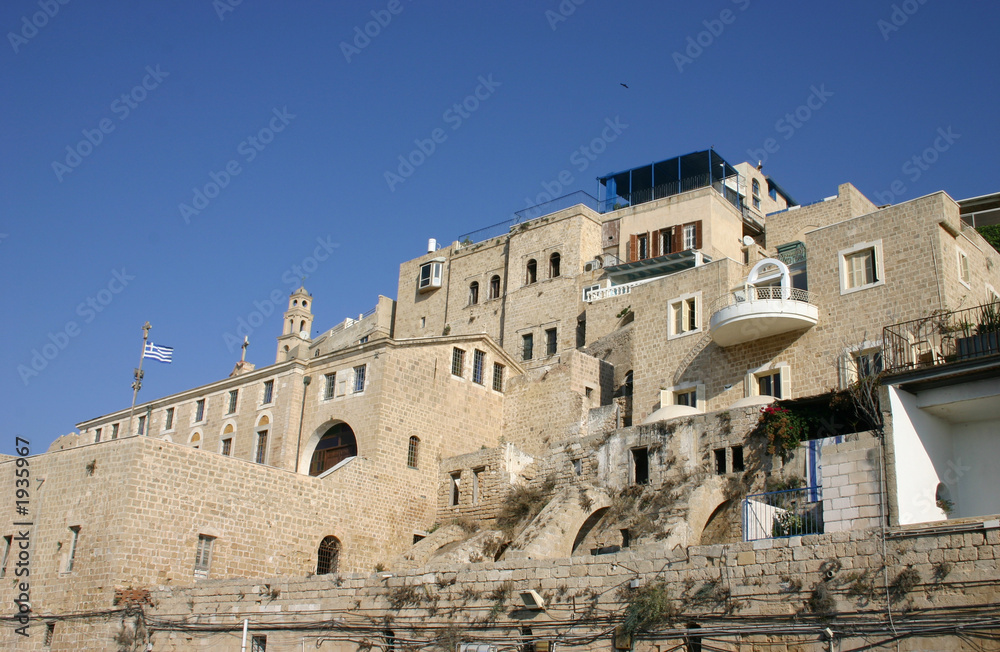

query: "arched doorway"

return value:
[309, 422, 357, 476]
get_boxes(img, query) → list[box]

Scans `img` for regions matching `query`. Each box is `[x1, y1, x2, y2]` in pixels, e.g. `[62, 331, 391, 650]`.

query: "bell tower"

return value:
[276, 287, 314, 363]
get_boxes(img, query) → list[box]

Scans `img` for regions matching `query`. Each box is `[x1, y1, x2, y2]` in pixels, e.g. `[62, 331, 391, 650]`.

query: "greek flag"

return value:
[143, 342, 173, 363]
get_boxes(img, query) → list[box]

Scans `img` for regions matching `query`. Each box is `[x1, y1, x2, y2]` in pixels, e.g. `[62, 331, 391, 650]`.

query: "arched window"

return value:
[316, 535, 341, 575]
[190, 432, 202, 449]
[489, 275, 501, 299]
[469, 281, 479, 305]
[407, 436, 420, 469]
[549, 252, 561, 278]
[309, 423, 358, 476]
[300, 320, 306, 332]
[526, 259, 537, 285]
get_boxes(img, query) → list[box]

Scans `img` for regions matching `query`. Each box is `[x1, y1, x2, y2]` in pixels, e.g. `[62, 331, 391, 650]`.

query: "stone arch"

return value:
[571, 506, 611, 555]
[746, 257, 791, 299]
[505, 486, 612, 560]
[302, 421, 358, 476]
[189, 431, 202, 449]
[697, 499, 741, 545]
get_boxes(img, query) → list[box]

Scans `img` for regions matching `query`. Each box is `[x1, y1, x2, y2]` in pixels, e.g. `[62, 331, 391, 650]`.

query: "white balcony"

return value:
[709, 285, 818, 347]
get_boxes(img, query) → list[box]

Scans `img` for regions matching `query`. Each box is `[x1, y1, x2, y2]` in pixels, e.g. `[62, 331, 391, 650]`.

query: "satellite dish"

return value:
[742, 235, 755, 247]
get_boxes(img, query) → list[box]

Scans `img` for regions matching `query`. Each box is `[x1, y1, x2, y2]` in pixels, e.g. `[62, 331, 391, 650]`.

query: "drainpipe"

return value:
[498, 236, 511, 347]
[294, 375, 311, 474]
[241, 618, 248, 652]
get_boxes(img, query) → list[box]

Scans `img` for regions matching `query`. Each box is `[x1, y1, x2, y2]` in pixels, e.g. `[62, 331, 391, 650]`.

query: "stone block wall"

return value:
[821, 433, 883, 533]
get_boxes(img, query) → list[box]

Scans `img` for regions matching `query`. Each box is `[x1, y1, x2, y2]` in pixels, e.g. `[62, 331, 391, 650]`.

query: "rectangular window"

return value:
[407, 436, 419, 469]
[450, 472, 461, 506]
[137, 415, 146, 436]
[94, 428, 102, 443]
[164, 407, 174, 430]
[472, 467, 484, 504]
[522, 333, 533, 361]
[221, 438, 232, 456]
[418, 260, 443, 291]
[251, 635, 267, 652]
[492, 363, 505, 392]
[670, 296, 698, 337]
[757, 370, 782, 398]
[958, 250, 971, 286]
[620, 528, 631, 549]
[840, 243, 883, 293]
[714, 448, 727, 475]
[632, 448, 649, 485]
[572, 459, 583, 476]
[255, 431, 268, 465]
[227, 390, 239, 414]
[683, 224, 697, 250]
[545, 328, 557, 356]
[359, 335, 369, 344]
[194, 534, 215, 576]
[472, 350, 486, 384]
[854, 350, 883, 379]
[451, 348, 465, 377]
[0, 535, 12, 578]
[732, 446, 745, 472]
[324, 372, 336, 399]
[582, 283, 601, 302]
[636, 233, 649, 260]
[262, 380, 274, 404]
[195, 399, 205, 422]
[353, 365, 366, 392]
[66, 526, 80, 572]
[111, 423, 119, 439]
[658, 228, 674, 256]
[675, 388, 697, 408]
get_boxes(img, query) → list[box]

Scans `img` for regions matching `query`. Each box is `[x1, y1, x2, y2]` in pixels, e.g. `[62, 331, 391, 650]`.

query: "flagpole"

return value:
[127, 322, 152, 438]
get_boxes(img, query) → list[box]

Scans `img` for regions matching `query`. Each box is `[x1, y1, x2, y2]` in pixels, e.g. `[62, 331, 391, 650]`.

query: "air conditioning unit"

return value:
[584, 259, 601, 272]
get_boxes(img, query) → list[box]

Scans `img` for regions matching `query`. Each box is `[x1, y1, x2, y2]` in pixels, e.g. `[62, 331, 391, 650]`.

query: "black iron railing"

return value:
[882, 302, 1000, 374]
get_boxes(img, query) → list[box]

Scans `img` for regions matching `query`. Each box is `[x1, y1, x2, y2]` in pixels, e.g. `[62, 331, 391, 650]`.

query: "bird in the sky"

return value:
[620, 83, 629, 89]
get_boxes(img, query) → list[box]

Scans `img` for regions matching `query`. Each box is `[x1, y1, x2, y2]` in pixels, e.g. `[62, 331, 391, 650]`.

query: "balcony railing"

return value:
[743, 487, 823, 541]
[882, 302, 1000, 374]
[710, 285, 813, 315]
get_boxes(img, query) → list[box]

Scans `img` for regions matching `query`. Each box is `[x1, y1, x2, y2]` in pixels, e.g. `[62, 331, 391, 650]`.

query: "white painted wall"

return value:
[951, 421, 1000, 518]
[888, 386, 952, 524]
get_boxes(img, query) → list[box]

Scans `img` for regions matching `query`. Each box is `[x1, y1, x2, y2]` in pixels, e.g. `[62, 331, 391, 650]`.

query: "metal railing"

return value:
[710, 285, 813, 315]
[882, 302, 1000, 374]
[598, 174, 742, 213]
[743, 487, 823, 541]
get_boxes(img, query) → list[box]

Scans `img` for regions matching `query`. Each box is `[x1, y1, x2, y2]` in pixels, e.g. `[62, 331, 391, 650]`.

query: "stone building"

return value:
[2, 148, 999, 650]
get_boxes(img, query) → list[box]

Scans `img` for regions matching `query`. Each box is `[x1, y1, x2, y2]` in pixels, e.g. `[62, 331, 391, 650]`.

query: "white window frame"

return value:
[582, 283, 601, 302]
[668, 292, 702, 340]
[261, 379, 274, 405]
[226, 389, 239, 415]
[683, 224, 697, 250]
[418, 259, 444, 292]
[839, 240, 885, 295]
[987, 283, 1000, 304]
[660, 382, 705, 413]
[747, 362, 790, 399]
[353, 364, 367, 393]
[839, 340, 883, 388]
[956, 247, 971, 288]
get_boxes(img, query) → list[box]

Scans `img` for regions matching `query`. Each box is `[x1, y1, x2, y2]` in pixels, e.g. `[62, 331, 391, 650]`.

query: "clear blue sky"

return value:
[2, 0, 998, 454]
